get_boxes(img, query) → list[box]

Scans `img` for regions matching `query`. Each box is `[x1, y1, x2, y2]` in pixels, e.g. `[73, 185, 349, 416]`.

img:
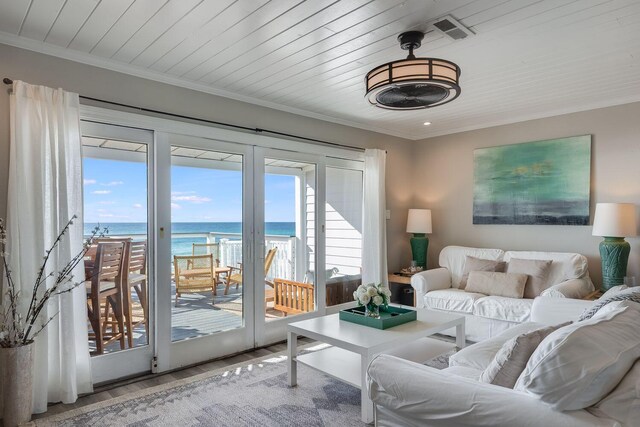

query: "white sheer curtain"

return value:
[7, 81, 92, 413]
[362, 149, 388, 286]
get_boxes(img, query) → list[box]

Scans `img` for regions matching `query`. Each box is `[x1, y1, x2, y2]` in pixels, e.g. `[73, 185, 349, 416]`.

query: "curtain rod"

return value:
[3, 77, 366, 153]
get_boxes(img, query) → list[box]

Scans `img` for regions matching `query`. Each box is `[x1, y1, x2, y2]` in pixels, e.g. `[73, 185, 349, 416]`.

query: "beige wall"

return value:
[0, 43, 415, 272]
[413, 102, 640, 286]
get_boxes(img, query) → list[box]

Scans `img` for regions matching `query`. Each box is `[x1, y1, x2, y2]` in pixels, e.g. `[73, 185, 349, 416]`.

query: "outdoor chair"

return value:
[228, 247, 278, 311]
[173, 254, 216, 306]
[96, 238, 148, 348]
[85, 242, 127, 355]
[228, 246, 277, 291]
[192, 242, 231, 295]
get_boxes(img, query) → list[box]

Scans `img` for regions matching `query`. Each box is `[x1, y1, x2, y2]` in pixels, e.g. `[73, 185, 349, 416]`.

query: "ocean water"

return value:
[85, 222, 295, 256]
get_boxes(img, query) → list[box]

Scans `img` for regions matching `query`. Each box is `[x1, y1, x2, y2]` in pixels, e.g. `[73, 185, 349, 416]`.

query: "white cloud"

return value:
[102, 181, 124, 186]
[83, 179, 96, 185]
[133, 203, 143, 209]
[171, 203, 181, 209]
[171, 195, 212, 204]
[171, 191, 195, 196]
[98, 213, 114, 218]
[92, 190, 112, 195]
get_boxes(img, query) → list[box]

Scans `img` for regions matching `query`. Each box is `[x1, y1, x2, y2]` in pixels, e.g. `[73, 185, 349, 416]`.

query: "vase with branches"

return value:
[0, 216, 106, 427]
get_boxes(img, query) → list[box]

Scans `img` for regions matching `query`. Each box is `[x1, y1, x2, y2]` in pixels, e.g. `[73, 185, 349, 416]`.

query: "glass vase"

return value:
[365, 304, 380, 318]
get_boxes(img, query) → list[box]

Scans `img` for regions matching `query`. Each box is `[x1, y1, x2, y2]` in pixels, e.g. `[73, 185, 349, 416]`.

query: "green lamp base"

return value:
[599, 237, 630, 292]
[410, 233, 429, 269]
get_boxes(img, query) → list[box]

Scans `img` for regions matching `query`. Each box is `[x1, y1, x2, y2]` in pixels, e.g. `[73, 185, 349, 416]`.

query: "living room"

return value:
[0, 1, 639, 426]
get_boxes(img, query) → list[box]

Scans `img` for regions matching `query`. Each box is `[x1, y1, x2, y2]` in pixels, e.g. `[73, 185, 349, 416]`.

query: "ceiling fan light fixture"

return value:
[365, 31, 461, 110]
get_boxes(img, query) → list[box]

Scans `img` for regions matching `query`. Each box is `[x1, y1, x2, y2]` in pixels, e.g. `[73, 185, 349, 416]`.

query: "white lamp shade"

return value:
[407, 209, 432, 234]
[592, 203, 638, 237]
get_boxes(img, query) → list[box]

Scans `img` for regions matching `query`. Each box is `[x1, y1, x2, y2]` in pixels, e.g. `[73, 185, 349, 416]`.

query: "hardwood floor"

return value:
[35, 337, 315, 419]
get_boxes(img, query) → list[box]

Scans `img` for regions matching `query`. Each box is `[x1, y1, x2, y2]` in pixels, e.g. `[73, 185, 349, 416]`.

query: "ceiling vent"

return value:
[430, 15, 474, 40]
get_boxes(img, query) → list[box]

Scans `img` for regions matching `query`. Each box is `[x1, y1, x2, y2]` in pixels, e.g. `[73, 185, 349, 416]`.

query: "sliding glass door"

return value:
[80, 121, 155, 384]
[254, 148, 326, 346]
[159, 134, 254, 369]
[80, 107, 365, 381]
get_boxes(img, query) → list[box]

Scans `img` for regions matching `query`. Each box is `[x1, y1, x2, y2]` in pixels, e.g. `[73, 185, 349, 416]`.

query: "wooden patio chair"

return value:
[127, 240, 148, 344]
[228, 247, 278, 291]
[173, 254, 216, 306]
[192, 242, 230, 295]
[96, 238, 148, 348]
[228, 247, 278, 310]
[85, 242, 127, 355]
[273, 279, 315, 316]
[192, 242, 220, 264]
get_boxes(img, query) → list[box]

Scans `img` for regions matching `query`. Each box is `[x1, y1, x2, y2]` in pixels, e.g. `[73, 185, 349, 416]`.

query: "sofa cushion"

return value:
[473, 296, 533, 323]
[449, 322, 544, 371]
[504, 251, 588, 289]
[587, 358, 640, 426]
[505, 258, 552, 298]
[480, 322, 570, 388]
[466, 271, 527, 298]
[459, 256, 506, 289]
[442, 365, 483, 381]
[515, 300, 640, 411]
[423, 289, 486, 314]
[439, 246, 504, 289]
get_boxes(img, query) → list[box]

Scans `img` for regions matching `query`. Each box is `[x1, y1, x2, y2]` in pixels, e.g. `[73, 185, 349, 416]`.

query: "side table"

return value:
[388, 273, 416, 307]
[583, 290, 603, 301]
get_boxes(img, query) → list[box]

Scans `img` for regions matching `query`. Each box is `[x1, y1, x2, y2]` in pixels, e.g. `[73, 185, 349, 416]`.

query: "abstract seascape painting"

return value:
[473, 135, 591, 225]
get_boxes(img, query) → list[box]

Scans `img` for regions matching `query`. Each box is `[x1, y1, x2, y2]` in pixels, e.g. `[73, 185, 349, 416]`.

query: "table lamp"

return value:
[407, 209, 432, 269]
[592, 203, 638, 291]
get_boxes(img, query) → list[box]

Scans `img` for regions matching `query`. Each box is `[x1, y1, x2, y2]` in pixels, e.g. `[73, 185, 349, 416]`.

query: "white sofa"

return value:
[368, 297, 637, 427]
[411, 246, 594, 341]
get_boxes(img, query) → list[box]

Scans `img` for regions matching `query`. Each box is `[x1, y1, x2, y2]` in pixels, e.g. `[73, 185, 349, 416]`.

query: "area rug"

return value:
[30, 342, 457, 427]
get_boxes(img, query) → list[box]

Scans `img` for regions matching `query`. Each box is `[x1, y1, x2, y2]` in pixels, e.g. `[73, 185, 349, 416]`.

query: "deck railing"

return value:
[203, 232, 295, 280]
[99, 232, 296, 281]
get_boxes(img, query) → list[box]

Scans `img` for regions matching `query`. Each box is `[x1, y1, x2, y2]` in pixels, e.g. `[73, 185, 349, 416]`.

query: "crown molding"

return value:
[417, 95, 640, 141]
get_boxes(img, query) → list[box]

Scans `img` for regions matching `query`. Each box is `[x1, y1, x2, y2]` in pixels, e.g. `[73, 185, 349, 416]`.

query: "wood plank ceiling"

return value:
[1, 0, 639, 140]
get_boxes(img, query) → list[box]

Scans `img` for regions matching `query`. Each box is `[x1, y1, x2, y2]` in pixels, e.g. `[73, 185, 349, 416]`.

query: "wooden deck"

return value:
[92, 283, 285, 354]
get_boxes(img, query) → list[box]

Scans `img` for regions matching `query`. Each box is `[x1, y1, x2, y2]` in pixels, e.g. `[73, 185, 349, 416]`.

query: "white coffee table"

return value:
[287, 308, 465, 423]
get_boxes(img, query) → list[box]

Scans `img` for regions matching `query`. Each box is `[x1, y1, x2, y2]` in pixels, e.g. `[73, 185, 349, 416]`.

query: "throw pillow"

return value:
[506, 258, 552, 298]
[514, 300, 640, 411]
[600, 284, 628, 299]
[579, 287, 640, 321]
[587, 358, 640, 426]
[480, 322, 571, 388]
[459, 256, 505, 289]
[465, 271, 527, 298]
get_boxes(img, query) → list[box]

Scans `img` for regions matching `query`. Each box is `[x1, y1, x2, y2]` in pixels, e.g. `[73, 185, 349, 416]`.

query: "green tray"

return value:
[339, 306, 417, 330]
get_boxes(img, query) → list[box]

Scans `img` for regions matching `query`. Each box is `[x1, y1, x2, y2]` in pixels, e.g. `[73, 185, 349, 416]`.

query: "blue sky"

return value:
[83, 158, 295, 223]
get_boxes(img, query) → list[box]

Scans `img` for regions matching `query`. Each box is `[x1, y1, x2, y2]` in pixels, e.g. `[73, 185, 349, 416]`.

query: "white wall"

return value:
[325, 167, 363, 276]
[0, 43, 415, 273]
[413, 102, 640, 286]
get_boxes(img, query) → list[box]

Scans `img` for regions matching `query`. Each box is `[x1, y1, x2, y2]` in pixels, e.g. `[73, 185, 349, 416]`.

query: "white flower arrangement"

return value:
[353, 283, 391, 317]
